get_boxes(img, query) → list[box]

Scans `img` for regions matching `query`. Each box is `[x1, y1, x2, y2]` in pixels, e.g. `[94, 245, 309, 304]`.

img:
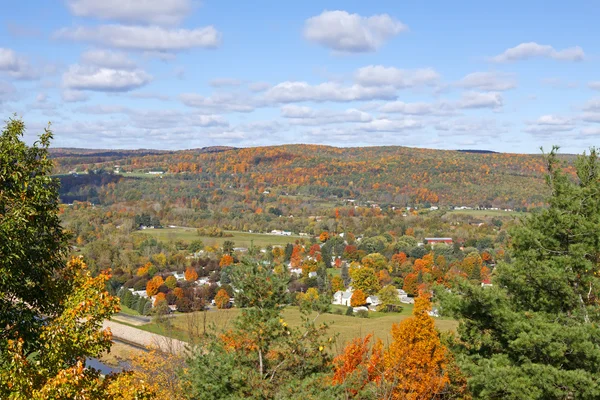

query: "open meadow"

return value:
[128, 306, 458, 351]
[134, 227, 304, 248]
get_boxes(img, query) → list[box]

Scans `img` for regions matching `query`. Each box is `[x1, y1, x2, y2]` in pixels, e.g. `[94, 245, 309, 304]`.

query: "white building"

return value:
[332, 290, 353, 307]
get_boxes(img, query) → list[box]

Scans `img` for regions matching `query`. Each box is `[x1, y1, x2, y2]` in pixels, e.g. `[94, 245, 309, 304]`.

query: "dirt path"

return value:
[103, 320, 187, 354]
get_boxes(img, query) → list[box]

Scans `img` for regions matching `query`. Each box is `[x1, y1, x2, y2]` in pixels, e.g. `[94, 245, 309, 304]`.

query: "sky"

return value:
[1, 0, 600, 153]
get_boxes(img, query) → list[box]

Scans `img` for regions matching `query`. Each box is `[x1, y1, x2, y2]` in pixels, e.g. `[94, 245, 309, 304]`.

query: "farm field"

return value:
[132, 306, 458, 349]
[134, 227, 305, 248]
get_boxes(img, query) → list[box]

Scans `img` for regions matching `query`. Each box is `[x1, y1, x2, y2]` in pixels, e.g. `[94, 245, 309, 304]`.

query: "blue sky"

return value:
[1, 0, 599, 153]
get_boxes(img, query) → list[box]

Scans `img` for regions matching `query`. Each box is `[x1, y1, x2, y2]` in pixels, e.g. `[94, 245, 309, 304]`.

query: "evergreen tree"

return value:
[440, 147, 600, 399]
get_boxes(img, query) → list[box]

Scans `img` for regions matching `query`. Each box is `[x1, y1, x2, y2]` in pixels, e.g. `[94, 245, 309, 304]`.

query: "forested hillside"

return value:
[51, 145, 574, 209]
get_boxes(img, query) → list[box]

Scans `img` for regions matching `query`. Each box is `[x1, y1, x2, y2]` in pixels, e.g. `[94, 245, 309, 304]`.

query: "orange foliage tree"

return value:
[146, 275, 164, 297]
[154, 292, 167, 306]
[319, 231, 330, 243]
[214, 289, 230, 309]
[350, 289, 367, 307]
[219, 254, 234, 267]
[184, 266, 198, 282]
[331, 275, 345, 292]
[383, 293, 450, 399]
[332, 334, 383, 396]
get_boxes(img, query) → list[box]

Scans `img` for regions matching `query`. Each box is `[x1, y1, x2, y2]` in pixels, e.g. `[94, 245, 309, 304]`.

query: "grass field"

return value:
[134, 306, 457, 350]
[447, 209, 525, 218]
[134, 227, 305, 248]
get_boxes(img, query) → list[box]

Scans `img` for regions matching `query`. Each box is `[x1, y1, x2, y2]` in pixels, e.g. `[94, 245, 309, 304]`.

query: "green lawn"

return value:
[118, 304, 141, 316]
[133, 306, 457, 349]
[134, 227, 305, 248]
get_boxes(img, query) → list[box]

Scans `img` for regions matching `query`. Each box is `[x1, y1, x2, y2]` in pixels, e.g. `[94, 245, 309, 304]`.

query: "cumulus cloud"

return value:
[457, 71, 517, 91]
[379, 100, 454, 115]
[0, 47, 39, 80]
[354, 65, 440, 88]
[491, 42, 584, 62]
[63, 64, 152, 91]
[304, 10, 407, 53]
[524, 115, 576, 135]
[180, 92, 256, 113]
[264, 81, 397, 103]
[80, 49, 137, 69]
[458, 91, 503, 109]
[280, 104, 372, 125]
[209, 78, 243, 88]
[66, 0, 192, 26]
[55, 24, 221, 52]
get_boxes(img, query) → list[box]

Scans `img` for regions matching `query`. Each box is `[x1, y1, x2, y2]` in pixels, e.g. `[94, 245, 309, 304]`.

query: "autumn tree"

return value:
[0, 118, 152, 398]
[331, 275, 345, 293]
[377, 285, 401, 312]
[383, 293, 450, 399]
[350, 266, 381, 294]
[165, 275, 178, 289]
[219, 254, 234, 267]
[350, 289, 367, 307]
[185, 266, 198, 282]
[214, 288, 230, 309]
[146, 275, 164, 296]
[332, 334, 383, 397]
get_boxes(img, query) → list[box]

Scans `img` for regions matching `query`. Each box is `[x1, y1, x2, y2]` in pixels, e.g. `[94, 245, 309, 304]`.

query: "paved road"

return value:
[103, 320, 187, 354]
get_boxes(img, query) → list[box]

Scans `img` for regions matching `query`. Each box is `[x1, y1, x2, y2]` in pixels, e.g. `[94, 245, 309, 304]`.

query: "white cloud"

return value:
[354, 65, 440, 88]
[581, 127, 600, 136]
[248, 82, 271, 92]
[66, 0, 192, 26]
[458, 91, 503, 109]
[61, 89, 89, 102]
[588, 82, 600, 91]
[491, 42, 584, 62]
[524, 114, 576, 134]
[63, 64, 152, 91]
[360, 118, 421, 132]
[180, 92, 256, 113]
[304, 10, 407, 53]
[209, 78, 243, 88]
[457, 72, 517, 91]
[582, 99, 600, 112]
[0, 47, 38, 80]
[380, 100, 454, 115]
[434, 118, 508, 137]
[264, 81, 397, 103]
[129, 92, 170, 101]
[582, 113, 600, 123]
[280, 104, 372, 125]
[81, 49, 137, 69]
[55, 24, 221, 51]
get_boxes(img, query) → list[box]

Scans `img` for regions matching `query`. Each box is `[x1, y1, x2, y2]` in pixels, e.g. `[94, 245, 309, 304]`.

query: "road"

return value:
[103, 319, 187, 354]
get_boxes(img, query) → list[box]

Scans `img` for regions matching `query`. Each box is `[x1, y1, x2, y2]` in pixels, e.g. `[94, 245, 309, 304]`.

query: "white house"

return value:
[366, 295, 381, 307]
[131, 289, 148, 298]
[290, 268, 303, 275]
[172, 272, 185, 281]
[308, 271, 317, 278]
[332, 290, 353, 306]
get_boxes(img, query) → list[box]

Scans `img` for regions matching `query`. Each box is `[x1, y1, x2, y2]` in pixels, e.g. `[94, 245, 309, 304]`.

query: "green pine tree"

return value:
[440, 147, 600, 399]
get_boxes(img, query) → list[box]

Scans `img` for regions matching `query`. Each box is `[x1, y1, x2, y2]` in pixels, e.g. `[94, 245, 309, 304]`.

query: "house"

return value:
[332, 290, 353, 306]
[366, 295, 381, 311]
[353, 306, 369, 313]
[424, 237, 453, 245]
[290, 268, 303, 275]
[397, 289, 414, 304]
[147, 171, 164, 175]
[481, 279, 493, 288]
[131, 289, 148, 298]
[308, 271, 317, 278]
[171, 272, 185, 281]
[428, 308, 440, 317]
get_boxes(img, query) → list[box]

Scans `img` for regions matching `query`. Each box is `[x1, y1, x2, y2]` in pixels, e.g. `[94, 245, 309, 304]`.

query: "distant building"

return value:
[425, 237, 453, 245]
[332, 290, 353, 307]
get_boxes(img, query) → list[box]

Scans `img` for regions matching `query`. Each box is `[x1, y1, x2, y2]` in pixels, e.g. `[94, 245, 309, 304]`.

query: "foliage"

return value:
[214, 288, 231, 309]
[185, 266, 198, 282]
[184, 260, 333, 399]
[377, 285, 402, 312]
[440, 147, 600, 399]
[349, 266, 381, 295]
[350, 289, 367, 307]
